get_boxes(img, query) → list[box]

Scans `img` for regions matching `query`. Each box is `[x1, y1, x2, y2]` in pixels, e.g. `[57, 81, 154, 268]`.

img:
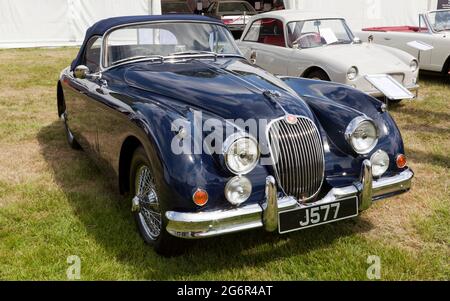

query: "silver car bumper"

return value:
[166, 160, 414, 239]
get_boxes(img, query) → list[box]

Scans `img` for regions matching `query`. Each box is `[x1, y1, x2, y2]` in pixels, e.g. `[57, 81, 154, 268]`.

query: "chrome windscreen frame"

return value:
[99, 20, 245, 72]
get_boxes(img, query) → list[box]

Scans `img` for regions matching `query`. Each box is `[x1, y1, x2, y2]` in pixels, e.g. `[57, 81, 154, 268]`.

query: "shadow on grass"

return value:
[419, 72, 450, 85]
[37, 121, 374, 279]
[405, 147, 450, 170]
[391, 104, 450, 122]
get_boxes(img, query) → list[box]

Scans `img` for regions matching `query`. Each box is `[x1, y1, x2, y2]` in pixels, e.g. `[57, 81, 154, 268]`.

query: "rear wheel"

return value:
[306, 69, 330, 81]
[129, 146, 185, 256]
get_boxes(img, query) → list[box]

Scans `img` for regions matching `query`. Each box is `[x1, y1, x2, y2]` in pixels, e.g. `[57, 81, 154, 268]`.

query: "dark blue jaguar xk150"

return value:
[58, 15, 413, 255]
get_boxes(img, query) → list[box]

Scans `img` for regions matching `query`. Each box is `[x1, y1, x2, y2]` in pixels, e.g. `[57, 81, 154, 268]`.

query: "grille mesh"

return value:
[268, 117, 325, 201]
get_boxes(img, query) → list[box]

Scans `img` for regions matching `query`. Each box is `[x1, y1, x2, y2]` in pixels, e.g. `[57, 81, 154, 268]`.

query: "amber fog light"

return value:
[396, 154, 407, 169]
[225, 176, 252, 206]
[192, 189, 208, 206]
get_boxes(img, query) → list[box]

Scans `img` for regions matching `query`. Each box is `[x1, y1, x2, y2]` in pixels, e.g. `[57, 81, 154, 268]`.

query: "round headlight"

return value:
[225, 176, 252, 205]
[370, 150, 389, 177]
[410, 60, 419, 72]
[224, 134, 260, 175]
[345, 117, 378, 154]
[347, 66, 358, 80]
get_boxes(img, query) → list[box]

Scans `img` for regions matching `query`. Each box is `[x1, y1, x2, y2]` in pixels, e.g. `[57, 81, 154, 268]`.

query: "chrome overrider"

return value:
[165, 160, 414, 238]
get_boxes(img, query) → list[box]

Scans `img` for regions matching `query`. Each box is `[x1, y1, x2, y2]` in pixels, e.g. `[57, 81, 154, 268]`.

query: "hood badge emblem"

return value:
[286, 114, 298, 124]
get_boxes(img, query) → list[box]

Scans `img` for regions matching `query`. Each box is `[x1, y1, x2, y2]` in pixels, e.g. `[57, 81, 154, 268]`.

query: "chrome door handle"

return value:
[384, 37, 391, 41]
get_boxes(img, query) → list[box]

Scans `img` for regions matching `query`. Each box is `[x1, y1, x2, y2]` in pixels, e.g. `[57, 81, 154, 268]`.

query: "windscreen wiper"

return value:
[111, 55, 164, 66]
[168, 51, 218, 57]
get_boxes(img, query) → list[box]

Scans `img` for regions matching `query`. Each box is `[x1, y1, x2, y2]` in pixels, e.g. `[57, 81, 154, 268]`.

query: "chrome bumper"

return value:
[166, 160, 414, 239]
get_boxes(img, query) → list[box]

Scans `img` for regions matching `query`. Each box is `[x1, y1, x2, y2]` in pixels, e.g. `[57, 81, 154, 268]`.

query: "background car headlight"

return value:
[225, 176, 252, 205]
[224, 135, 260, 174]
[410, 60, 419, 72]
[370, 150, 389, 177]
[347, 66, 358, 80]
[345, 117, 378, 154]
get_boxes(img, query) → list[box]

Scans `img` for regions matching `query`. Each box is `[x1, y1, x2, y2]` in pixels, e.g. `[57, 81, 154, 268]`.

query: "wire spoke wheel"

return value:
[134, 165, 161, 240]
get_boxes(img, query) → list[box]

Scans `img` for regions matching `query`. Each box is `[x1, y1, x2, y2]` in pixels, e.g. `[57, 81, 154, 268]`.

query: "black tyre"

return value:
[62, 112, 81, 150]
[307, 69, 330, 81]
[129, 146, 185, 256]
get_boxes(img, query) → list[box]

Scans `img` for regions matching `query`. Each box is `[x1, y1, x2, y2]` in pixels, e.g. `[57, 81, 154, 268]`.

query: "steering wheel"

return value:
[292, 32, 322, 47]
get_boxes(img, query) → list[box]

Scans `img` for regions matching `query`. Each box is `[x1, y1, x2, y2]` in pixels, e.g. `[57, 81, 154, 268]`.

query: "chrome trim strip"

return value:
[165, 166, 413, 239]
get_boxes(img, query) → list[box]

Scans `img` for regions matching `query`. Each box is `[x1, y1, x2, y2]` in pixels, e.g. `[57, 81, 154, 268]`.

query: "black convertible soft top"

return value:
[71, 14, 223, 70]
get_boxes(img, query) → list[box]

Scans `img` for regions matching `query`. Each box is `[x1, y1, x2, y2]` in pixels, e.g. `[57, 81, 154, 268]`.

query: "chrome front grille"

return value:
[268, 117, 325, 201]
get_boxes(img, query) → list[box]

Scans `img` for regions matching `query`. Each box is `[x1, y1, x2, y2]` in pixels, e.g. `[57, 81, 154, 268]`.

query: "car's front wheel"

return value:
[129, 146, 185, 256]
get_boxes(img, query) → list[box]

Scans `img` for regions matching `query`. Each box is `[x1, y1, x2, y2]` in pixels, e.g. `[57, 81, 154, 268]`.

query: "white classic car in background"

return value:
[236, 10, 420, 100]
[357, 9, 450, 75]
[206, 0, 257, 38]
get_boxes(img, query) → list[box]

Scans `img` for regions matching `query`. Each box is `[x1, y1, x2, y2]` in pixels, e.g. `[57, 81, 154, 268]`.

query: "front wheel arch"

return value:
[442, 55, 450, 75]
[118, 135, 144, 195]
[301, 67, 331, 81]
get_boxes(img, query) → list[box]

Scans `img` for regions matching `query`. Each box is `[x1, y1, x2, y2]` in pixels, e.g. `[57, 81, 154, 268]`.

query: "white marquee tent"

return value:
[0, 0, 442, 48]
[284, 0, 439, 30]
[0, 0, 161, 48]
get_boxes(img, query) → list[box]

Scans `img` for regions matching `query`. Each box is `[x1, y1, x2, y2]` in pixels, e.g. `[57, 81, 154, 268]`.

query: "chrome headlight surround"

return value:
[410, 59, 419, 72]
[345, 116, 379, 155]
[370, 150, 390, 177]
[223, 133, 260, 175]
[347, 66, 358, 80]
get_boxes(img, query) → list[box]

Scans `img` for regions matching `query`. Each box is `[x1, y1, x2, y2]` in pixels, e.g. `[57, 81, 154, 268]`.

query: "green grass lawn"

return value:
[0, 48, 449, 280]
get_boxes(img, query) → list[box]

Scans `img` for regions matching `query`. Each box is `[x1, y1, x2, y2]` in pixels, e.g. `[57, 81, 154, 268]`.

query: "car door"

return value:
[369, 15, 434, 69]
[64, 36, 103, 153]
[239, 18, 290, 75]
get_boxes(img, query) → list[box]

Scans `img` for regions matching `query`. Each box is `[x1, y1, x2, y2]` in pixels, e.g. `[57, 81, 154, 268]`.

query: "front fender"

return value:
[282, 77, 406, 177]
[372, 43, 416, 65]
[134, 100, 268, 213]
[281, 77, 384, 116]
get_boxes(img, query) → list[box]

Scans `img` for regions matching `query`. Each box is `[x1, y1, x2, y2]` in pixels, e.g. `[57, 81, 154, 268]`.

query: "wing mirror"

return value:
[74, 65, 101, 80]
[292, 43, 300, 49]
[74, 65, 90, 79]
